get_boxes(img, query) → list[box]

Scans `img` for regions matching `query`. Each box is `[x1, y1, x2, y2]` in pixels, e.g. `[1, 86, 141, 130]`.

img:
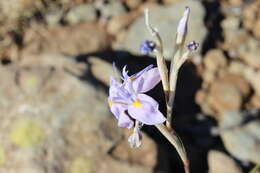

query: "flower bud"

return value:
[139, 40, 156, 54]
[128, 129, 142, 148]
[176, 7, 190, 45]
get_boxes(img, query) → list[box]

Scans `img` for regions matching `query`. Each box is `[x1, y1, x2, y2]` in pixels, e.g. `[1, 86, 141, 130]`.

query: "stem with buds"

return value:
[144, 8, 191, 173]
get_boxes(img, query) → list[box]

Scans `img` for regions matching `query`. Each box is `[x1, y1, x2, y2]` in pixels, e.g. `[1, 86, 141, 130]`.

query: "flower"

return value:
[108, 65, 166, 129]
[139, 40, 156, 54]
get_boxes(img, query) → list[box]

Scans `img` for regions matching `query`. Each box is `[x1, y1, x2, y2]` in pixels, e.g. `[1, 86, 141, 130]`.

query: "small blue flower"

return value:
[139, 40, 156, 54]
[187, 41, 199, 51]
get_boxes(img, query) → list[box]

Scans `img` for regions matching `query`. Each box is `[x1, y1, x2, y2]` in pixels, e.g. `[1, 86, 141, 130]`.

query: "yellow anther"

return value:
[133, 100, 142, 107]
[109, 99, 113, 107]
[130, 76, 135, 81]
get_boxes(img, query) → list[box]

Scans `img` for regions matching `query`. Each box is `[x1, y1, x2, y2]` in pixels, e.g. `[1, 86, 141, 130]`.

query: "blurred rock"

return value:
[249, 94, 260, 108]
[195, 89, 215, 115]
[22, 23, 110, 56]
[45, 9, 64, 26]
[219, 111, 260, 164]
[244, 68, 260, 96]
[96, 0, 126, 19]
[162, 0, 183, 5]
[208, 80, 242, 114]
[223, 0, 243, 6]
[65, 4, 96, 24]
[208, 150, 243, 173]
[0, 54, 156, 173]
[237, 38, 260, 69]
[228, 60, 247, 76]
[124, 0, 142, 9]
[242, 0, 260, 39]
[204, 49, 227, 73]
[111, 132, 157, 167]
[114, 0, 206, 59]
[218, 74, 250, 97]
[0, 0, 39, 21]
[221, 16, 249, 52]
[201, 69, 216, 86]
[107, 12, 139, 35]
[88, 57, 114, 86]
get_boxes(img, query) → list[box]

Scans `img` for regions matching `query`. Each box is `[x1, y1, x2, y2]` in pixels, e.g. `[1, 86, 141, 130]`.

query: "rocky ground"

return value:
[0, 0, 259, 173]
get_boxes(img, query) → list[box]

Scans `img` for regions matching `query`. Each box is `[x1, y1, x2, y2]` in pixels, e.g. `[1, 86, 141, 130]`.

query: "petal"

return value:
[128, 94, 166, 125]
[131, 64, 153, 80]
[109, 76, 121, 97]
[133, 68, 161, 93]
[110, 78, 132, 101]
[109, 103, 127, 120]
[112, 62, 124, 80]
[118, 112, 134, 129]
[122, 65, 129, 79]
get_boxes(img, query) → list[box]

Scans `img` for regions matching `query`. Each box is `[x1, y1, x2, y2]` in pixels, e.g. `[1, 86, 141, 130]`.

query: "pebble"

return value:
[208, 81, 242, 114]
[208, 150, 243, 173]
[65, 4, 96, 24]
[219, 111, 260, 164]
[204, 49, 227, 73]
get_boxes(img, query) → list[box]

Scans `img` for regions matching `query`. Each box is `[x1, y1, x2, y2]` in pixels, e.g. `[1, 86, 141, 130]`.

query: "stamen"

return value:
[130, 76, 135, 81]
[109, 99, 113, 107]
[133, 100, 142, 107]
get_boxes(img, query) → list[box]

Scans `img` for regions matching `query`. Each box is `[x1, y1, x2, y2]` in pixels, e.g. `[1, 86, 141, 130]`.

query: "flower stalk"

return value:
[144, 9, 169, 99]
[144, 7, 199, 173]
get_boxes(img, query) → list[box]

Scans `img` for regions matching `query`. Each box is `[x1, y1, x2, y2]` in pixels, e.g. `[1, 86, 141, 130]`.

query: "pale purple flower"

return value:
[108, 65, 166, 129]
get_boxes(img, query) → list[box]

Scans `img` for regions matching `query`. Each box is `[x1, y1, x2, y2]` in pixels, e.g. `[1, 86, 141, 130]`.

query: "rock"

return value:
[224, 0, 243, 6]
[107, 12, 139, 35]
[208, 80, 242, 114]
[244, 69, 260, 96]
[0, 0, 38, 21]
[124, 0, 142, 9]
[97, 0, 126, 19]
[65, 4, 96, 24]
[0, 54, 156, 173]
[45, 8, 64, 26]
[111, 132, 157, 167]
[221, 17, 249, 52]
[228, 61, 247, 76]
[242, 1, 260, 39]
[203, 49, 227, 73]
[88, 57, 114, 86]
[237, 38, 260, 69]
[22, 23, 110, 56]
[249, 94, 260, 108]
[10, 120, 45, 147]
[114, 0, 206, 59]
[208, 150, 243, 173]
[201, 69, 216, 85]
[162, 0, 183, 5]
[218, 74, 251, 97]
[219, 111, 260, 164]
[197, 73, 251, 116]
[195, 89, 215, 115]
